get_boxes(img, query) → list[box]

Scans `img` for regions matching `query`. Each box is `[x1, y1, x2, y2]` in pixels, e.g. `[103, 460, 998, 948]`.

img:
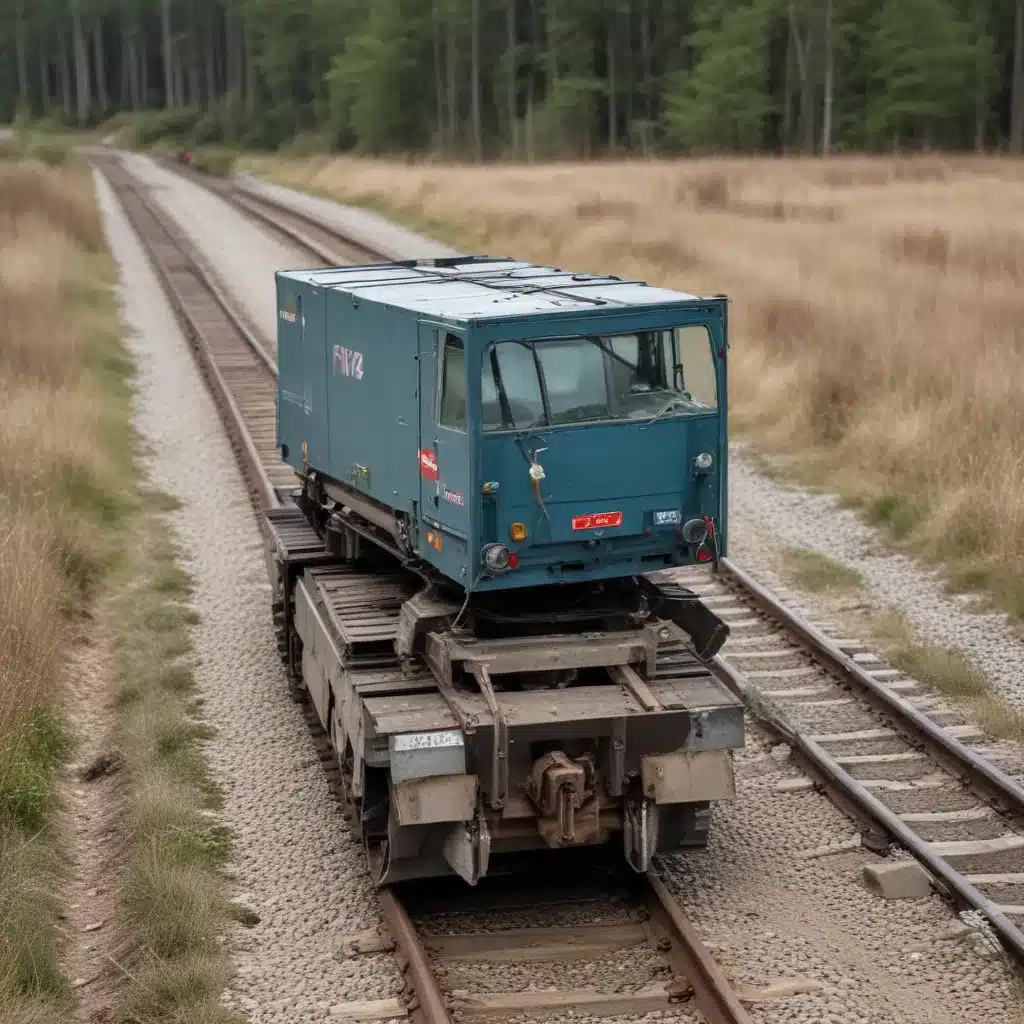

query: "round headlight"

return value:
[694, 452, 713, 471]
[482, 543, 511, 571]
[682, 518, 709, 545]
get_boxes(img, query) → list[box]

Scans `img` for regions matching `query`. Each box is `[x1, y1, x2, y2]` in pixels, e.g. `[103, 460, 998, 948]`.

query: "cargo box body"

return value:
[276, 258, 728, 593]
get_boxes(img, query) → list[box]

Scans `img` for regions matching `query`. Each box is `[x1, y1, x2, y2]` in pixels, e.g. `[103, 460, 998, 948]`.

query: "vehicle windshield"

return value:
[481, 325, 717, 431]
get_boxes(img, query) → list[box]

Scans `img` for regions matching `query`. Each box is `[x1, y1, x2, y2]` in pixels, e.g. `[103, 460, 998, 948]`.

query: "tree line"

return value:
[2, 0, 1023, 157]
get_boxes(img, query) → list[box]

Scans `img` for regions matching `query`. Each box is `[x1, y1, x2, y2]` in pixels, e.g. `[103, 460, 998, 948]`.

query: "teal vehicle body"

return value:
[275, 257, 728, 594]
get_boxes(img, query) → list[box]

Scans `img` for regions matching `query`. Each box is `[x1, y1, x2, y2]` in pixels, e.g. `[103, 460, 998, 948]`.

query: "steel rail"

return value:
[378, 889, 453, 1024]
[168, 159, 390, 267]
[718, 557, 1024, 823]
[97, 157, 281, 511]
[712, 654, 1024, 967]
[644, 871, 752, 1024]
[229, 183, 389, 265]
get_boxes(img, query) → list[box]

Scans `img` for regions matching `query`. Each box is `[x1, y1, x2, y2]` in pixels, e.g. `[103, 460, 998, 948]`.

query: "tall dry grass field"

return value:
[0, 156, 129, 1020]
[254, 154, 1024, 618]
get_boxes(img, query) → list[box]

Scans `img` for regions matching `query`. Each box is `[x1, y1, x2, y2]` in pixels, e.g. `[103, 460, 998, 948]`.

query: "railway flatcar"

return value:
[263, 256, 744, 884]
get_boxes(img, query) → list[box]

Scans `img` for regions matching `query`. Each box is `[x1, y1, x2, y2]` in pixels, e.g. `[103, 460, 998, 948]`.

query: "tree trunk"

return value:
[526, 0, 536, 161]
[187, 37, 200, 106]
[58, 26, 73, 116]
[471, 0, 483, 161]
[821, 0, 833, 156]
[507, 0, 518, 159]
[547, 0, 557, 88]
[640, 0, 651, 153]
[174, 53, 186, 108]
[244, 17, 256, 114]
[227, 0, 241, 97]
[788, 0, 814, 153]
[206, 19, 217, 106]
[40, 46, 51, 113]
[1011, 0, 1024, 154]
[120, 24, 129, 107]
[93, 21, 109, 111]
[782, 14, 793, 149]
[162, 0, 175, 107]
[15, 3, 29, 110]
[973, 22, 987, 152]
[607, 11, 616, 152]
[432, 0, 444, 152]
[140, 34, 149, 107]
[70, 0, 91, 126]
[445, 13, 456, 152]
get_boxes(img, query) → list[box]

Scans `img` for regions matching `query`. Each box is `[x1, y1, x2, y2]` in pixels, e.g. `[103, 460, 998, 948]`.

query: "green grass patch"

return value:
[0, 827, 70, 1012]
[870, 609, 1024, 744]
[777, 546, 864, 594]
[0, 711, 72, 833]
[109, 520, 243, 1024]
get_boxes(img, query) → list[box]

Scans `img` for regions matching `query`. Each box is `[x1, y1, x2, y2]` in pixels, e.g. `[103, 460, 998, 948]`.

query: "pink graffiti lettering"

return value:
[332, 345, 364, 380]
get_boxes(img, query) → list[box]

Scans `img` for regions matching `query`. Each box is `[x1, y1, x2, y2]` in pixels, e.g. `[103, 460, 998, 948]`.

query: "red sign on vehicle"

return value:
[571, 511, 623, 531]
[419, 449, 439, 480]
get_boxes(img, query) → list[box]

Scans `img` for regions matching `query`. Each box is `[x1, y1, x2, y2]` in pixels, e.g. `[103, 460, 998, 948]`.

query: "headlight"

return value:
[682, 518, 709, 545]
[694, 452, 713, 471]
[482, 544, 511, 571]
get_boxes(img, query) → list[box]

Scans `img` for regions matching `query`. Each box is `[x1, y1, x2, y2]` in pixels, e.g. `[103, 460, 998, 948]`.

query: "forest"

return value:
[1, 0, 1023, 158]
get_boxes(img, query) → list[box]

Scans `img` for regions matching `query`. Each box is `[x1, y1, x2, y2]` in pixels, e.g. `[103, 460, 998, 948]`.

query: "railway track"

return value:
[170, 159, 1024, 972]
[687, 560, 1024, 962]
[97, 151, 756, 1024]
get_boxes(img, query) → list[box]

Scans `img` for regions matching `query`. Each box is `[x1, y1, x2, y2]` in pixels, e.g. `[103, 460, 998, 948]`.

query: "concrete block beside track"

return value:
[862, 859, 933, 899]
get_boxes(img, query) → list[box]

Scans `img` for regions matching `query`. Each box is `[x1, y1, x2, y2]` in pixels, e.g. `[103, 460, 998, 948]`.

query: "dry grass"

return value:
[0, 154, 237, 1024]
[246, 153, 1024, 620]
[0, 155, 128, 1022]
[870, 608, 1024, 744]
[777, 546, 864, 594]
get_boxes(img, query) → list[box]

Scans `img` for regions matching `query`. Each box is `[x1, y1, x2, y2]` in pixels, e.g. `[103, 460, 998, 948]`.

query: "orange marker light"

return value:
[509, 522, 527, 541]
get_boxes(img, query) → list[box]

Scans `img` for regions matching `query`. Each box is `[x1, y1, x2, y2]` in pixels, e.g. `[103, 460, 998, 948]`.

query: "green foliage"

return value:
[326, 0, 434, 153]
[0, 1, 1020, 159]
[866, 0, 978, 147]
[532, 76, 605, 157]
[0, 710, 71, 835]
[662, 1, 775, 152]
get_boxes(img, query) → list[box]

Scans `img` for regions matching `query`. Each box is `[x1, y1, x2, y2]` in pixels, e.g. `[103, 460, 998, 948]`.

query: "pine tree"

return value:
[661, 0, 774, 152]
[866, 0, 977, 148]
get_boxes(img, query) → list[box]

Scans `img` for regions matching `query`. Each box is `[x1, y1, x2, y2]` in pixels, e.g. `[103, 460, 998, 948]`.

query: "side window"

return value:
[676, 326, 717, 409]
[439, 333, 467, 430]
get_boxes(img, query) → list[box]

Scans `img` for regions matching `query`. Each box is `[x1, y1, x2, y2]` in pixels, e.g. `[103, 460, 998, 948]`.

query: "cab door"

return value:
[417, 325, 471, 583]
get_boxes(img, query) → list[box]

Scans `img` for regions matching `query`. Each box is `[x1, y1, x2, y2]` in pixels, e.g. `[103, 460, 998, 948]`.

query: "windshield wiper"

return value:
[641, 396, 691, 429]
[587, 336, 640, 374]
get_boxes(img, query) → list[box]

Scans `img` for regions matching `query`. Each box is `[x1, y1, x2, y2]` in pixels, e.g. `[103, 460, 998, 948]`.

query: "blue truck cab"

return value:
[275, 257, 728, 594]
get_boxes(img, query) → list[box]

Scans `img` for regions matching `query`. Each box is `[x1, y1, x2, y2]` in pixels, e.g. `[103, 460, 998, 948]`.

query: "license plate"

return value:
[572, 511, 623, 531]
[653, 509, 682, 526]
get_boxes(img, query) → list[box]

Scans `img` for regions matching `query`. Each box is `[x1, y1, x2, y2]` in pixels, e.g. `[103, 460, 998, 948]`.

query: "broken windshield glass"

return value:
[480, 325, 716, 431]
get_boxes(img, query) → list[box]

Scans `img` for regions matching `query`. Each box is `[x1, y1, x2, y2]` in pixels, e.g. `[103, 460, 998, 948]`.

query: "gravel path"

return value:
[95, 168, 403, 1023]
[99, 155, 1023, 1022]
